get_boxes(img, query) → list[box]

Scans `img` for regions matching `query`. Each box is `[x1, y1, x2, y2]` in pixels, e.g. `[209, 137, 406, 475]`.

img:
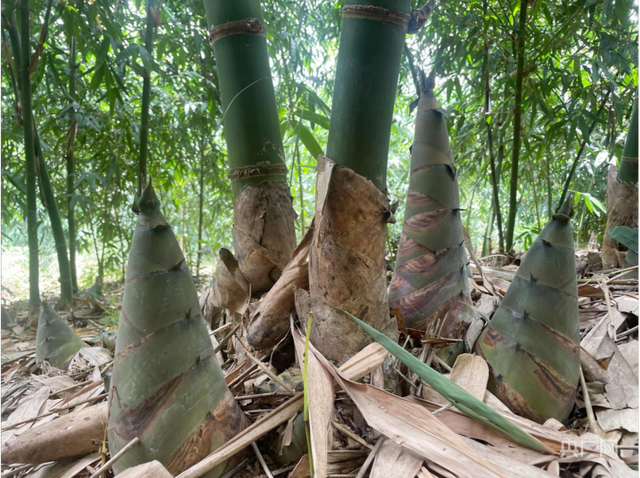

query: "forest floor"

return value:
[0, 251, 637, 478]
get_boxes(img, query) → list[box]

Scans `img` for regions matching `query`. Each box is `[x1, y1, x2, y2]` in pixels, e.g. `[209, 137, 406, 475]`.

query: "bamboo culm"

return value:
[504, 0, 528, 253]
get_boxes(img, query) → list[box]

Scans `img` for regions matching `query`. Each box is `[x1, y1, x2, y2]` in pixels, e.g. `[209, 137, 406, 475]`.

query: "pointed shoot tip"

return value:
[553, 197, 573, 222]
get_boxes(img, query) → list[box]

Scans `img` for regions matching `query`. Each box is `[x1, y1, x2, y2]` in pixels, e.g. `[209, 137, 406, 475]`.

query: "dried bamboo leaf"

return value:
[292, 324, 333, 478]
[246, 226, 312, 349]
[117, 460, 173, 477]
[2, 402, 106, 464]
[370, 440, 423, 478]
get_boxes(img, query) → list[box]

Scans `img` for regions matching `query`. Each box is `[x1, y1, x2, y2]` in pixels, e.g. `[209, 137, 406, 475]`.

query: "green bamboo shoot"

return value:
[389, 73, 473, 356]
[204, 0, 296, 293]
[36, 302, 86, 368]
[108, 182, 245, 476]
[476, 199, 580, 423]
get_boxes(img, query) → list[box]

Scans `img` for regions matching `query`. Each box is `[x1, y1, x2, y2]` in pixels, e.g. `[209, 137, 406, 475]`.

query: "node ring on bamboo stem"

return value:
[342, 5, 411, 29]
[209, 18, 266, 43]
[227, 163, 288, 181]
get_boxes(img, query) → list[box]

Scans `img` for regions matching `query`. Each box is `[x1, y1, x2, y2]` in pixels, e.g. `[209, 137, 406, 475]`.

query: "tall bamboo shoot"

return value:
[389, 72, 473, 358]
[108, 183, 244, 476]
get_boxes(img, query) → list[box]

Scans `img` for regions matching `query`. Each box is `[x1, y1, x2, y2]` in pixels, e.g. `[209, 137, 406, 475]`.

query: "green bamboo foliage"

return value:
[619, 98, 638, 185]
[36, 302, 86, 368]
[108, 182, 244, 476]
[476, 199, 580, 423]
[389, 72, 473, 349]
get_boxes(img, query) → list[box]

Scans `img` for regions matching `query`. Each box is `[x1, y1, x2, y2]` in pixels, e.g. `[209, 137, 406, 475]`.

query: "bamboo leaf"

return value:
[608, 226, 638, 253]
[341, 309, 553, 454]
[296, 123, 323, 159]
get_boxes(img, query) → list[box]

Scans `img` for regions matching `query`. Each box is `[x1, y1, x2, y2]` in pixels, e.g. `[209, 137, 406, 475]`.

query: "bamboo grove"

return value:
[0, 0, 638, 475]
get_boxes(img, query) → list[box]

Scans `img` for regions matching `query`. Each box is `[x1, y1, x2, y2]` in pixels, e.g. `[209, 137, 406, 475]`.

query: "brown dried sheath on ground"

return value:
[107, 182, 245, 476]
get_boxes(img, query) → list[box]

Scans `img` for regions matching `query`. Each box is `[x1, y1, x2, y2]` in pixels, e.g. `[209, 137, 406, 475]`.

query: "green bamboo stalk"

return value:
[204, 0, 296, 294]
[36, 302, 86, 368]
[108, 182, 245, 475]
[203, 0, 288, 194]
[326, 0, 411, 191]
[558, 88, 612, 208]
[504, 0, 528, 253]
[619, 98, 638, 185]
[33, 128, 74, 305]
[16, 3, 40, 311]
[138, 0, 156, 194]
[389, 72, 473, 357]
[66, 34, 79, 293]
[483, 0, 504, 254]
[196, 141, 205, 277]
[477, 199, 580, 423]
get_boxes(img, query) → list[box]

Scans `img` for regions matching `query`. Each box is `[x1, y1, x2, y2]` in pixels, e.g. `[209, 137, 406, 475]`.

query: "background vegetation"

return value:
[1, 0, 637, 298]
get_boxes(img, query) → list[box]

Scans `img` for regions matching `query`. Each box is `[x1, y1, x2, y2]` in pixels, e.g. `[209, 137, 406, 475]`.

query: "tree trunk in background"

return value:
[388, 73, 473, 364]
[66, 35, 79, 293]
[7, 5, 72, 307]
[10, 6, 40, 316]
[300, 0, 410, 365]
[34, 129, 74, 305]
[504, 0, 528, 253]
[108, 183, 245, 476]
[603, 101, 639, 268]
[138, 0, 156, 194]
[204, 0, 296, 294]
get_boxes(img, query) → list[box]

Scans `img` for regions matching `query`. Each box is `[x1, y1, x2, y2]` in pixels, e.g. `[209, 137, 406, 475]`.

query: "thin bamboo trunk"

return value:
[558, 89, 612, 208]
[619, 98, 638, 185]
[196, 142, 205, 277]
[66, 35, 78, 293]
[15, 4, 40, 313]
[204, 0, 296, 294]
[389, 72, 473, 364]
[34, 128, 74, 305]
[482, 206, 495, 257]
[138, 0, 155, 193]
[504, 0, 528, 252]
[483, 0, 504, 253]
[302, 0, 411, 364]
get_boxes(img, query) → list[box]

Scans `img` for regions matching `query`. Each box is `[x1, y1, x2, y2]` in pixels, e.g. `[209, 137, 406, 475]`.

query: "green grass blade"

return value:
[343, 310, 553, 454]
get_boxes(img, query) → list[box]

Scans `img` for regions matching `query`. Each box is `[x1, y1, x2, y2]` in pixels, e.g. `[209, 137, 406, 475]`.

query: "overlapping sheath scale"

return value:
[476, 199, 580, 423]
[389, 82, 473, 343]
[107, 183, 244, 476]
